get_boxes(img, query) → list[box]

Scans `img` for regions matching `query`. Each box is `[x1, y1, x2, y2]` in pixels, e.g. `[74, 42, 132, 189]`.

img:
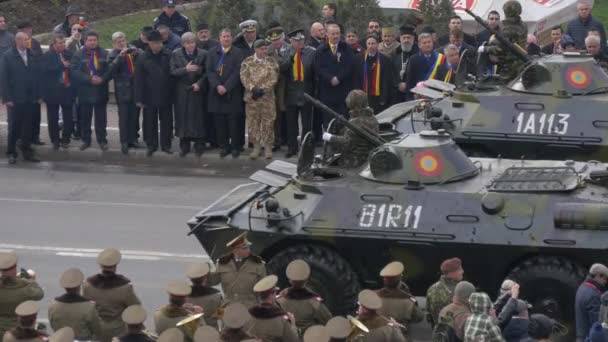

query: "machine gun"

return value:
[303, 93, 385, 148]
[464, 9, 530, 63]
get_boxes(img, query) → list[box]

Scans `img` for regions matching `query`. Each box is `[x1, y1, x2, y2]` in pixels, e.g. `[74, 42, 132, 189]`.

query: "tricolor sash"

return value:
[216, 47, 230, 76]
[88, 49, 99, 76]
[57, 52, 70, 86]
[363, 51, 381, 96]
[487, 64, 498, 75]
[125, 54, 135, 77]
[293, 50, 304, 81]
[424, 52, 445, 80]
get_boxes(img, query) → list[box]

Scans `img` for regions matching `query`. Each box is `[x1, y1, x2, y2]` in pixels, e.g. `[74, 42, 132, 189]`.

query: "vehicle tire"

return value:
[266, 244, 360, 315]
[507, 256, 585, 341]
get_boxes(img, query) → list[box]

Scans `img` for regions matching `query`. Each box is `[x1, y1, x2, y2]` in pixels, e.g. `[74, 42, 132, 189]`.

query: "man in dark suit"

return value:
[405, 33, 444, 101]
[475, 11, 500, 46]
[542, 26, 563, 55]
[1, 32, 41, 164]
[438, 15, 477, 48]
[313, 22, 354, 125]
[353, 34, 394, 114]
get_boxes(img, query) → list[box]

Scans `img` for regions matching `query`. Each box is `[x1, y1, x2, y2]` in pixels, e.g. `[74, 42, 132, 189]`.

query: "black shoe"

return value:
[79, 143, 91, 151]
[8, 156, 16, 164]
[219, 150, 230, 158]
[232, 150, 240, 159]
[129, 141, 144, 149]
[272, 145, 281, 152]
[23, 154, 40, 163]
[72, 133, 81, 141]
[161, 148, 173, 154]
[99, 142, 109, 151]
[146, 149, 155, 157]
[32, 139, 45, 146]
[61, 141, 70, 149]
[285, 150, 297, 158]
[52, 142, 60, 151]
[121, 143, 129, 155]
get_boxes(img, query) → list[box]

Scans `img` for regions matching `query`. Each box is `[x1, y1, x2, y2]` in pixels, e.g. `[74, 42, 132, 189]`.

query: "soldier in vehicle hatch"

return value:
[321, 89, 379, 168]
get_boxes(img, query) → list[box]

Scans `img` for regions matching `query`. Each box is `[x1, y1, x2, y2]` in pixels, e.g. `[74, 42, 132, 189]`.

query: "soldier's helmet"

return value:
[503, 0, 522, 18]
[345, 90, 369, 111]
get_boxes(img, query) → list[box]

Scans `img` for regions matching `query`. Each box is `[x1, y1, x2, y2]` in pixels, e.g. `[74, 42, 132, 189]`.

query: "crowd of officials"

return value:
[0, 0, 606, 164]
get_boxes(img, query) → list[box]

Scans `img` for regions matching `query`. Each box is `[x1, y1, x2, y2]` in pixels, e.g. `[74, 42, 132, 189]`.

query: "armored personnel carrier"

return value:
[377, 53, 608, 161]
[188, 123, 608, 332]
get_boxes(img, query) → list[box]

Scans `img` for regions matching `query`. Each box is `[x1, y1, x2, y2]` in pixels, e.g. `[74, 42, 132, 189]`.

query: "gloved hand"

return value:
[477, 46, 486, 54]
[251, 88, 265, 100]
[322, 132, 333, 142]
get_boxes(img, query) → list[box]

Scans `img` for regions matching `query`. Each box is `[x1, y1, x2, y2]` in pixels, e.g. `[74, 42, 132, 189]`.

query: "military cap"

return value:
[193, 326, 220, 342]
[186, 263, 210, 279]
[503, 0, 522, 17]
[590, 263, 608, 277]
[0, 250, 17, 270]
[50, 327, 75, 342]
[196, 23, 209, 31]
[287, 28, 305, 41]
[167, 280, 192, 297]
[148, 30, 163, 42]
[380, 261, 404, 277]
[253, 39, 270, 49]
[60, 268, 84, 288]
[304, 325, 329, 342]
[158, 328, 184, 342]
[239, 20, 258, 32]
[253, 275, 278, 293]
[325, 316, 350, 339]
[226, 232, 251, 249]
[65, 5, 83, 17]
[286, 259, 311, 281]
[15, 301, 39, 316]
[122, 305, 147, 325]
[440, 257, 462, 274]
[266, 27, 284, 41]
[399, 25, 417, 37]
[358, 289, 382, 310]
[97, 248, 121, 267]
[162, 0, 176, 7]
[223, 303, 250, 329]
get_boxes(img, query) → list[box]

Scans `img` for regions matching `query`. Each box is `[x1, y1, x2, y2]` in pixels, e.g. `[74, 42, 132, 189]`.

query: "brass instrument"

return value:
[346, 315, 369, 342]
[176, 312, 204, 339]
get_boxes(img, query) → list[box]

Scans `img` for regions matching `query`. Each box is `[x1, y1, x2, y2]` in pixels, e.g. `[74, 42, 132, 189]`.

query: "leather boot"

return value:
[250, 144, 261, 160]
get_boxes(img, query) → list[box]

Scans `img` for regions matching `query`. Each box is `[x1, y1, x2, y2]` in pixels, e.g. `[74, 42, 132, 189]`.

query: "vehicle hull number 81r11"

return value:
[515, 112, 570, 135]
[359, 203, 423, 229]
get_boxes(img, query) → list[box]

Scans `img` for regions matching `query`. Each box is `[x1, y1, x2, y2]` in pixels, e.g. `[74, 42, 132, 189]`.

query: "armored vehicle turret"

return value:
[378, 54, 608, 160]
[188, 128, 608, 336]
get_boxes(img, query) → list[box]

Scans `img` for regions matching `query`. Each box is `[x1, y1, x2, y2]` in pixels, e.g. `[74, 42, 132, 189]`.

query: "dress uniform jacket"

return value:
[48, 293, 103, 340]
[246, 303, 299, 342]
[113, 332, 156, 342]
[207, 255, 266, 308]
[2, 328, 45, 342]
[186, 286, 222, 328]
[0, 278, 44, 338]
[206, 46, 244, 114]
[283, 46, 316, 107]
[83, 273, 141, 342]
[276, 287, 332, 333]
[375, 287, 424, 338]
[153, 305, 204, 336]
[233, 34, 261, 58]
[355, 314, 407, 342]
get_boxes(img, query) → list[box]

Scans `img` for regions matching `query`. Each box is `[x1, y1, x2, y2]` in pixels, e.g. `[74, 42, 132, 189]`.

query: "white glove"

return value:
[477, 46, 486, 54]
[322, 132, 333, 142]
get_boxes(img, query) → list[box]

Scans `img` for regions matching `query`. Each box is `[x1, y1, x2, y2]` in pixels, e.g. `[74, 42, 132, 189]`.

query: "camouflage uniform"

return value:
[0, 277, 44, 338]
[490, 0, 527, 80]
[327, 90, 380, 168]
[268, 41, 291, 147]
[426, 276, 459, 327]
[239, 55, 279, 146]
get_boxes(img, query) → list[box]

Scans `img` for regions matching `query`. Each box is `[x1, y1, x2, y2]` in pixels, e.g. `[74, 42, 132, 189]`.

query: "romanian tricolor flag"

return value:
[57, 53, 69, 86]
[363, 51, 381, 96]
[426, 52, 446, 80]
[88, 49, 99, 76]
[126, 54, 135, 76]
[292, 50, 304, 81]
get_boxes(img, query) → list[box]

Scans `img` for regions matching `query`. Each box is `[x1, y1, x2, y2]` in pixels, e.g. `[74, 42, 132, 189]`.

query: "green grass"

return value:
[594, 1, 608, 26]
[92, 8, 200, 48]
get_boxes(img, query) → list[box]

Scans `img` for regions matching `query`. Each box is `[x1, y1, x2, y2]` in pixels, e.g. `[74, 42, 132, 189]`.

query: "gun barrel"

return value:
[303, 93, 384, 147]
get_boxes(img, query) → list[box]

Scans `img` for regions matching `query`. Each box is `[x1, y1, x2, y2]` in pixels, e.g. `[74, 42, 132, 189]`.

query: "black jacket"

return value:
[476, 29, 496, 46]
[307, 37, 323, 49]
[439, 32, 477, 48]
[233, 34, 260, 58]
[134, 48, 173, 107]
[0, 47, 40, 103]
[40, 47, 74, 105]
[313, 41, 354, 105]
[197, 39, 219, 51]
[153, 11, 191, 37]
[107, 47, 139, 104]
[352, 51, 394, 108]
[502, 318, 530, 342]
[206, 45, 244, 114]
[130, 39, 148, 51]
[70, 47, 110, 104]
[541, 42, 558, 55]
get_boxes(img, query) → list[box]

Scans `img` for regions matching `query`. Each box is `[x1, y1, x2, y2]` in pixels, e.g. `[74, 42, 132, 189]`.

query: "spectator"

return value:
[308, 22, 326, 49]
[66, 23, 85, 54]
[576, 263, 608, 342]
[107, 32, 140, 155]
[421, 26, 439, 48]
[448, 29, 476, 77]
[526, 34, 542, 56]
[426, 258, 464, 327]
[542, 26, 563, 54]
[134, 30, 174, 156]
[434, 281, 475, 341]
[525, 314, 554, 342]
[1, 32, 41, 164]
[362, 19, 382, 46]
[130, 26, 154, 51]
[439, 15, 477, 48]
[378, 27, 398, 57]
[206, 29, 245, 158]
[353, 34, 394, 114]
[171, 32, 208, 157]
[153, 0, 191, 38]
[0, 15, 14, 57]
[392, 25, 418, 103]
[588, 28, 608, 55]
[502, 300, 530, 342]
[560, 34, 577, 52]
[233, 20, 260, 57]
[345, 28, 362, 54]
[476, 11, 500, 45]
[321, 2, 337, 22]
[566, 0, 606, 50]
[464, 292, 504, 342]
[70, 30, 109, 152]
[437, 44, 461, 84]
[54, 5, 83, 39]
[284, 29, 315, 158]
[405, 33, 444, 102]
[313, 22, 354, 125]
[40, 34, 74, 150]
[588, 322, 608, 342]
[17, 20, 44, 146]
[157, 24, 181, 52]
[493, 280, 520, 330]
[195, 23, 218, 51]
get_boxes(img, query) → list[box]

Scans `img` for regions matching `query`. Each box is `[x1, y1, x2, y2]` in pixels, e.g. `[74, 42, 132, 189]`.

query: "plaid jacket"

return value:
[464, 293, 504, 342]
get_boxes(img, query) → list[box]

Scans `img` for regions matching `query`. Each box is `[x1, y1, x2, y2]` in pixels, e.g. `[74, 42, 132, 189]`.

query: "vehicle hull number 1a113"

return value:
[359, 203, 423, 229]
[515, 112, 570, 135]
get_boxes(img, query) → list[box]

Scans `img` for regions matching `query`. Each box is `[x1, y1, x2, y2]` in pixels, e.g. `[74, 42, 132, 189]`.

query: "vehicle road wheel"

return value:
[266, 244, 360, 315]
[507, 256, 585, 341]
